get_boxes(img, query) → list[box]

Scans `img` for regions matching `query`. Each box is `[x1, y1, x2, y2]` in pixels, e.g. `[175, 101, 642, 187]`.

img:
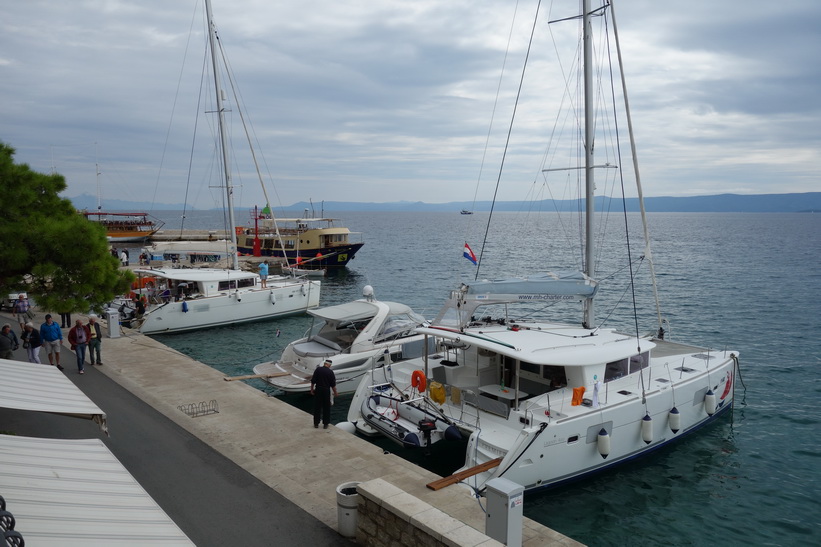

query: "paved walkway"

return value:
[0, 310, 579, 546]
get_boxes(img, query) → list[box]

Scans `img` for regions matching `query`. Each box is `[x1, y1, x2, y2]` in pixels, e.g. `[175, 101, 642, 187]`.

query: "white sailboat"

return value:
[343, 1, 739, 493]
[129, 0, 320, 335]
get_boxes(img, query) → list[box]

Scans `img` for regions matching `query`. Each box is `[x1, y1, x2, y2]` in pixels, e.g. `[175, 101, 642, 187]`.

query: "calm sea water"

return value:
[146, 210, 821, 546]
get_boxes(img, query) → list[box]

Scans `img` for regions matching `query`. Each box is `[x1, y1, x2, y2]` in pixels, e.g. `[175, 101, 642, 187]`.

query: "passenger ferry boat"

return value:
[82, 211, 163, 242]
[236, 207, 363, 270]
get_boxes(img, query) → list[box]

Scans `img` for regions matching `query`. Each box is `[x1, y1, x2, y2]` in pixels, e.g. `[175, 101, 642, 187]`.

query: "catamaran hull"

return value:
[461, 361, 736, 493]
[137, 282, 320, 334]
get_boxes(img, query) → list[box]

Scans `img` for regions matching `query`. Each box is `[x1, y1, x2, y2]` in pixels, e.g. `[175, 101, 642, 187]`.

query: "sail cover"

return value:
[466, 272, 598, 301]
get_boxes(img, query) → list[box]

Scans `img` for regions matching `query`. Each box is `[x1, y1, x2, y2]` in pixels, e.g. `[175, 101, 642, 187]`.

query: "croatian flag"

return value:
[463, 242, 477, 265]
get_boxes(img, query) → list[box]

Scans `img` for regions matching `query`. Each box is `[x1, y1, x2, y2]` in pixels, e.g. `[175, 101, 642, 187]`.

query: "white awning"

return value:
[0, 435, 194, 546]
[0, 358, 107, 433]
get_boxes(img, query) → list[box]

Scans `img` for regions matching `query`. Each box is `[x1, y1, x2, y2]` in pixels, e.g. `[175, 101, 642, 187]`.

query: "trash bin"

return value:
[105, 308, 121, 338]
[336, 481, 360, 538]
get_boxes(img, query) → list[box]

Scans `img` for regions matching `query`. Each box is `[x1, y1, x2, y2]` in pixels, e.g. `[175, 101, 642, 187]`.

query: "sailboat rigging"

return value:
[343, 0, 739, 493]
[127, 0, 321, 334]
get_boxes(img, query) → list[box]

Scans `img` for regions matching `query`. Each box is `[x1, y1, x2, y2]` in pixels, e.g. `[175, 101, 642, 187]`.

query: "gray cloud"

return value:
[2, 0, 817, 209]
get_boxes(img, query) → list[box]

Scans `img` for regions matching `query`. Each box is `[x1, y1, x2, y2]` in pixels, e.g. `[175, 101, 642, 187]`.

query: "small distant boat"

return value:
[83, 211, 164, 242]
[460, 209, 473, 215]
[252, 286, 429, 394]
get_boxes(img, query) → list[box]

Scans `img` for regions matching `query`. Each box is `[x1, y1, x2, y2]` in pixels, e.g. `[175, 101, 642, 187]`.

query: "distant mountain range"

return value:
[294, 192, 821, 213]
[68, 192, 821, 213]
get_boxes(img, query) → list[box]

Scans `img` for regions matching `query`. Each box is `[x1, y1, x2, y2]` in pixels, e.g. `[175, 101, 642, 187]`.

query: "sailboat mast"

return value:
[204, 0, 240, 270]
[582, 0, 596, 329]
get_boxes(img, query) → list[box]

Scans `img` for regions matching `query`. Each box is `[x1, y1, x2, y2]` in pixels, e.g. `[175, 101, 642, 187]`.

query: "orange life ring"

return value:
[411, 370, 426, 392]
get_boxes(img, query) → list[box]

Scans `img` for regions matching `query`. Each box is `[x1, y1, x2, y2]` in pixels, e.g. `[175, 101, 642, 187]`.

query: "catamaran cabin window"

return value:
[218, 278, 255, 291]
[629, 352, 649, 373]
[604, 358, 628, 382]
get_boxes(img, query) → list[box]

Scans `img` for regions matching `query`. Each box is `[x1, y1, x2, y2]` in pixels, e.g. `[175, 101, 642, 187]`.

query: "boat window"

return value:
[218, 278, 256, 291]
[374, 311, 426, 343]
[237, 278, 255, 289]
[543, 365, 567, 389]
[604, 358, 628, 382]
[629, 352, 649, 374]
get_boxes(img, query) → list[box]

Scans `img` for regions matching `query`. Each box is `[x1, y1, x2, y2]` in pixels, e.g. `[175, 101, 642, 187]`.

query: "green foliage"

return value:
[0, 142, 134, 312]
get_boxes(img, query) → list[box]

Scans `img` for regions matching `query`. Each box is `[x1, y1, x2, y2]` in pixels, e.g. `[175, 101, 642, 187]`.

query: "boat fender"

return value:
[411, 370, 427, 392]
[704, 389, 717, 416]
[181, 301, 188, 313]
[403, 432, 421, 448]
[641, 414, 653, 444]
[668, 407, 681, 434]
[597, 428, 610, 459]
[270, 292, 276, 305]
[336, 421, 357, 434]
[444, 425, 463, 442]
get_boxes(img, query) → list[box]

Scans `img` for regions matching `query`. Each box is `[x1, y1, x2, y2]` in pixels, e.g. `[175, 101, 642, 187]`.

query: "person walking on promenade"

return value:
[310, 359, 338, 429]
[87, 314, 103, 365]
[40, 314, 64, 370]
[258, 260, 269, 288]
[120, 249, 129, 266]
[21, 322, 42, 364]
[58, 308, 72, 329]
[12, 294, 31, 333]
[68, 319, 90, 374]
[0, 324, 20, 359]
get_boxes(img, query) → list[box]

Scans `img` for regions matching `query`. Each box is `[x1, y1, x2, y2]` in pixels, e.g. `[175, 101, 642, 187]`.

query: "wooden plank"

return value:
[223, 372, 290, 382]
[426, 457, 502, 491]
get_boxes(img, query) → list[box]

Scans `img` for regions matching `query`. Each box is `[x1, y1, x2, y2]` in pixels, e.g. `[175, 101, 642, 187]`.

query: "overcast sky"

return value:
[2, 0, 818, 210]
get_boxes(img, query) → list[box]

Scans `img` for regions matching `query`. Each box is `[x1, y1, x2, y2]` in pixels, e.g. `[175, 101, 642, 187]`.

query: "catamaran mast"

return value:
[204, 0, 240, 270]
[582, 0, 596, 329]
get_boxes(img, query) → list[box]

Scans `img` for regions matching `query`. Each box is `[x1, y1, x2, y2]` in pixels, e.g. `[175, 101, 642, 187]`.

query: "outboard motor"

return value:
[418, 419, 436, 455]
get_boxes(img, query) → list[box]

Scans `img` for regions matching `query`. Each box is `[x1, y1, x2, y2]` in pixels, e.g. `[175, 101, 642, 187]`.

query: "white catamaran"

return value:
[128, 0, 320, 334]
[343, 0, 739, 493]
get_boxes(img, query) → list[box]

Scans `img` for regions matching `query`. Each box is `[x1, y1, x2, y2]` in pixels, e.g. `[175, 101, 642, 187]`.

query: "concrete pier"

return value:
[2, 311, 581, 546]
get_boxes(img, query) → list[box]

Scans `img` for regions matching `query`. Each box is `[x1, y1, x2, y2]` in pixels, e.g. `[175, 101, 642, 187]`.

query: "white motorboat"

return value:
[124, 0, 320, 334]
[253, 286, 430, 394]
[343, 2, 739, 494]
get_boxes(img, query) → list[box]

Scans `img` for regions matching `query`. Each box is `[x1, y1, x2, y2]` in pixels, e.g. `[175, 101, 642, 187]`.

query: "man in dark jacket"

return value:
[0, 323, 19, 359]
[310, 359, 338, 429]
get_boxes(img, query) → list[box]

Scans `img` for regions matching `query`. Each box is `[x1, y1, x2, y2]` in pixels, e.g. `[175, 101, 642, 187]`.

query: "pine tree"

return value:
[0, 142, 133, 313]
